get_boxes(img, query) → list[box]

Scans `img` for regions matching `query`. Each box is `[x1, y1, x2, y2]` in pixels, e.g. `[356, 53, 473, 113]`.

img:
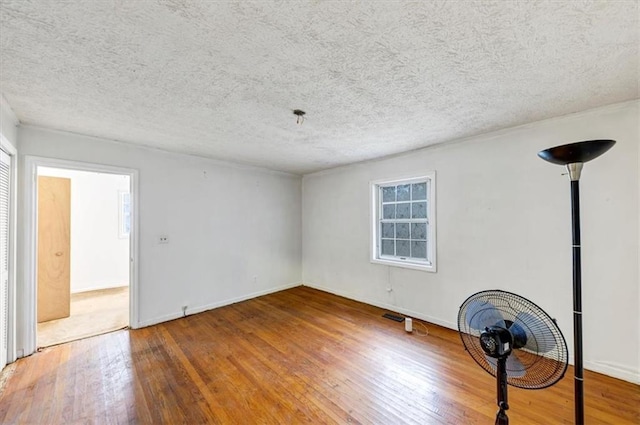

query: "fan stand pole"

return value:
[495, 357, 509, 425]
[569, 169, 584, 425]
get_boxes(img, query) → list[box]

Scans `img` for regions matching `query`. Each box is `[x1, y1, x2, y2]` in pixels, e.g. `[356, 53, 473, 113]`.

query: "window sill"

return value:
[371, 257, 437, 273]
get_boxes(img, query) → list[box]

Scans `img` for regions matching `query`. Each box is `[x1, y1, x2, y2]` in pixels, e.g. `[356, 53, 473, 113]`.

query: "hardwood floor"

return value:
[1, 286, 638, 424]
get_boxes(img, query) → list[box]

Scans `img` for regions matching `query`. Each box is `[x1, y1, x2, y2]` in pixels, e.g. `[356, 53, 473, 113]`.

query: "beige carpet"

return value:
[37, 286, 129, 348]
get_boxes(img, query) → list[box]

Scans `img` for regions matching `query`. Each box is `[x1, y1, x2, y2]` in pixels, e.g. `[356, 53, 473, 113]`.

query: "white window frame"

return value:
[118, 191, 131, 239]
[370, 172, 436, 272]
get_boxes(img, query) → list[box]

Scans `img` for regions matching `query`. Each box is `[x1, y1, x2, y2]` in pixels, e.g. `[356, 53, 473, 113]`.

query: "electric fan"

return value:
[458, 290, 568, 425]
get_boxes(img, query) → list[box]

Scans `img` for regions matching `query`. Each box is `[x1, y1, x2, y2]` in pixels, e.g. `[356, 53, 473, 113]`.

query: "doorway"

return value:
[24, 157, 138, 355]
[36, 167, 130, 347]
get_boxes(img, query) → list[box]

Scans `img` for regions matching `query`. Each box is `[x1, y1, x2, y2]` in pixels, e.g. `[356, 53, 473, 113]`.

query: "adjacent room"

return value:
[35, 167, 130, 347]
[0, 1, 638, 424]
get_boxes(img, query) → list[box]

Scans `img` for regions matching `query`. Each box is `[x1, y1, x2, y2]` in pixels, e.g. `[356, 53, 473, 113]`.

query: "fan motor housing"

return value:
[480, 326, 513, 358]
[458, 289, 569, 390]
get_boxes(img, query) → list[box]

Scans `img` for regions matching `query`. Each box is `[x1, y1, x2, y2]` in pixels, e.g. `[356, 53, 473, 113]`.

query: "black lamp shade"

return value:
[537, 140, 616, 165]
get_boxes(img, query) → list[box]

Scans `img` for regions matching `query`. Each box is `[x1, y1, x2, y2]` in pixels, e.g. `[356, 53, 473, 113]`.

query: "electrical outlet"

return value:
[159, 235, 169, 244]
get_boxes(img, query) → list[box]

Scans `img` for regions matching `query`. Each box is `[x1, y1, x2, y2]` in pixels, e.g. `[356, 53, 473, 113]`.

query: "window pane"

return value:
[412, 201, 427, 219]
[397, 184, 410, 201]
[411, 223, 427, 240]
[397, 240, 410, 257]
[383, 204, 395, 219]
[381, 239, 395, 256]
[396, 203, 410, 219]
[411, 241, 427, 259]
[374, 176, 435, 269]
[412, 182, 427, 200]
[381, 223, 395, 239]
[396, 223, 409, 239]
[382, 186, 396, 202]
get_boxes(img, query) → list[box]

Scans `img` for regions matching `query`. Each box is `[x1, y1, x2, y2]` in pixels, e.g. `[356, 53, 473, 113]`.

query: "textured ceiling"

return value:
[1, 1, 638, 174]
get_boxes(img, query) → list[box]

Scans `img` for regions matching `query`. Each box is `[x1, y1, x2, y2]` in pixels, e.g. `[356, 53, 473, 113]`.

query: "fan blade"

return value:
[514, 312, 557, 353]
[466, 300, 505, 331]
[485, 355, 526, 378]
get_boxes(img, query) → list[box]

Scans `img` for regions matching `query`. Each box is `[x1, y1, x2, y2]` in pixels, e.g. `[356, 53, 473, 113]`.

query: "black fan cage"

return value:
[458, 290, 568, 389]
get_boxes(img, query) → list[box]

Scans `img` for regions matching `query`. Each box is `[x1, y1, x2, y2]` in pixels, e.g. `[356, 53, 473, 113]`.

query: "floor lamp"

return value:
[537, 139, 615, 424]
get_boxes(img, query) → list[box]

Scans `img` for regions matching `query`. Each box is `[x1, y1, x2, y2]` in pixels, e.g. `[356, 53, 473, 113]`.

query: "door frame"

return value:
[0, 134, 17, 365]
[24, 156, 139, 356]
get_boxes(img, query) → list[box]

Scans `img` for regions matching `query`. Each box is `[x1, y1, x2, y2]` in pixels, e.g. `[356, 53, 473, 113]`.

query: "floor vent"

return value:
[382, 313, 405, 322]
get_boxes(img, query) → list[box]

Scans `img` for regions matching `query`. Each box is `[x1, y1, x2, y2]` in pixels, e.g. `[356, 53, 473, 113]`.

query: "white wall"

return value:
[0, 95, 18, 146]
[38, 167, 130, 293]
[302, 100, 639, 383]
[17, 126, 302, 353]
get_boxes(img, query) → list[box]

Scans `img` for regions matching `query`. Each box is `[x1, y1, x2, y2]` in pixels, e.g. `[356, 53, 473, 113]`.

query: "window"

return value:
[371, 173, 436, 272]
[119, 191, 131, 238]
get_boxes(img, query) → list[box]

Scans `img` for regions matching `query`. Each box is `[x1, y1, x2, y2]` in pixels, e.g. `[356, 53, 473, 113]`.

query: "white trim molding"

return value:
[302, 280, 456, 330]
[0, 133, 17, 366]
[137, 281, 303, 328]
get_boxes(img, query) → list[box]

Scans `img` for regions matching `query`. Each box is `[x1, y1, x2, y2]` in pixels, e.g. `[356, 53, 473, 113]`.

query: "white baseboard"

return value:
[71, 284, 128, 294]
[137, 281, 302, 328]
[584, 360, 640, 384]
[302, 281, 457, 331]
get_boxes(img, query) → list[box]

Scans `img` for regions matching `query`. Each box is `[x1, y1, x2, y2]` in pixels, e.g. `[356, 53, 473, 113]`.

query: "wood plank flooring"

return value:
[1, 286, 638, 424]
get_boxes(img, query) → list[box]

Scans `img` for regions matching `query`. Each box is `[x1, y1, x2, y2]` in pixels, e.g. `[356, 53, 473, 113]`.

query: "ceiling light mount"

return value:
[293, 109, 306, 124]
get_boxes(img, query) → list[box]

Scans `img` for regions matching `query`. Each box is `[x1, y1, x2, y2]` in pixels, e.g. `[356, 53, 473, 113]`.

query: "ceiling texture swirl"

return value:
[1, 0, 638, 174]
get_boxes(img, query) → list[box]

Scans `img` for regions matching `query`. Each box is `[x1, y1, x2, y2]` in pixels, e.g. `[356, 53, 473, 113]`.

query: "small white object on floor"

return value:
[405, 317, 413, 333]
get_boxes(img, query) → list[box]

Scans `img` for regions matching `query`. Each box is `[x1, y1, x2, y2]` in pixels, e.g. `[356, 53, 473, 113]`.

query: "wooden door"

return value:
[37, 176, 71, 323]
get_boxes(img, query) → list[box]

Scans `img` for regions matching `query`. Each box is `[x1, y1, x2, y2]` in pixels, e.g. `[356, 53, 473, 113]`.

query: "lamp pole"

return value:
[538, 140, 615, 425]
[568, 163, 584, 423]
